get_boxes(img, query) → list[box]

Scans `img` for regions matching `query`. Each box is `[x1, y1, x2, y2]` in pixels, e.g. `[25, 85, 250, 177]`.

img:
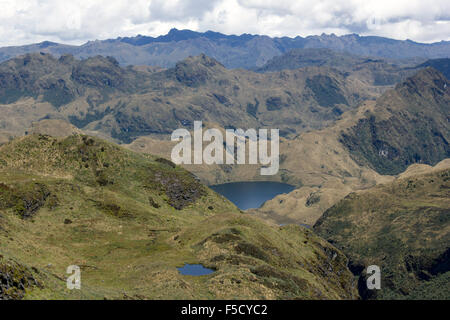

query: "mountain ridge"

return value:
[0, 52, 385, 142]
[0, 28, 449, 69]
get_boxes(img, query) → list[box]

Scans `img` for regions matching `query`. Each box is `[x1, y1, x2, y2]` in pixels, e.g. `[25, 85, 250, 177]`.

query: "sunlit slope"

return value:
[0, 134, 357, 300]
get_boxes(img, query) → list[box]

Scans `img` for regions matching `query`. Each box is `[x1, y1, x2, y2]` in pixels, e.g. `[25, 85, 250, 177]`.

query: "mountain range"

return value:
[0, 28, 449, 69]
[0, 52, 394, 143]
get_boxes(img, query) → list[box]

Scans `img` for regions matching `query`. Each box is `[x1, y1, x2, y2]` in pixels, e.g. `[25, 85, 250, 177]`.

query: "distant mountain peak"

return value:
[172, 54, 225, 87]
[38, 41, 57, 48]
[183, 53, 224, 67]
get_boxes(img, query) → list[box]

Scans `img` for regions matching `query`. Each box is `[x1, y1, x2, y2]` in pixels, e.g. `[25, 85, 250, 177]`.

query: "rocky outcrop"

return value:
[0, 257, 41, 300]
[0, 182, 51, 219]
[147, 168, 207, 210]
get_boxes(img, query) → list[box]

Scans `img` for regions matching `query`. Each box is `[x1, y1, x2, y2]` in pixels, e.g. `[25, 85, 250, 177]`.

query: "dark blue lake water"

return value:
[211, 181, 295, 210]
[177, 264, 215, 276]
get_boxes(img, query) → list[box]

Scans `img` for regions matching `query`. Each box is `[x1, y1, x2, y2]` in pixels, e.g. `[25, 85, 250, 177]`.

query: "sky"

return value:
[0, 0, 449, 47]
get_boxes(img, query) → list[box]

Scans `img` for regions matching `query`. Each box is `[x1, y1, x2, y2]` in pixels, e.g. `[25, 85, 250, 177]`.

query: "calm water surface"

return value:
[211, 181, 295, 210]
[177, 264, 215, 276]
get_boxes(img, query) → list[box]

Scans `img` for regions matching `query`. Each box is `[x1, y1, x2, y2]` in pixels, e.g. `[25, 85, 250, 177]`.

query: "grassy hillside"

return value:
[0, 134, 358, 300]
[314, 161, 450, 299]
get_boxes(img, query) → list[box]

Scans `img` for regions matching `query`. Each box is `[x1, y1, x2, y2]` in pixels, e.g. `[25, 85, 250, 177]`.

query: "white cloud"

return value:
[0, 0, 448, 47]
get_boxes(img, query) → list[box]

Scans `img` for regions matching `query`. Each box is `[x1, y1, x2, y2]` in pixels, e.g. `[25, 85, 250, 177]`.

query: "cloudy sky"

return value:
[0, 0, 449, 47]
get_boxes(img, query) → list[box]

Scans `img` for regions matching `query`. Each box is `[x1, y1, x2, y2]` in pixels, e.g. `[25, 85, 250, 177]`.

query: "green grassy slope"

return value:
[0, 134, 358, 300]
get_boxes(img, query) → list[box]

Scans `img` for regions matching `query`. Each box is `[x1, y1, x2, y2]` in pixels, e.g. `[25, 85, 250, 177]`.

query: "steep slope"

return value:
[0, 256, 43, 300]
[314, 160, 450, 299]
[0, 134, 357, 300]
[341, 67, 449, 175]
[0, 29, 448, 69]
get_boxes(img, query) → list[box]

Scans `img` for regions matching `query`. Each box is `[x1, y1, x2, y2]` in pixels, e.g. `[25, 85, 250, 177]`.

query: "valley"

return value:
[0, 35, 448, 300]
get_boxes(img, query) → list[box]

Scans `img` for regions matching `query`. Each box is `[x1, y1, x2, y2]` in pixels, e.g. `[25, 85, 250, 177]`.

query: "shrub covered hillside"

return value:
[314, 161, 450, 299]
[0, 134, 358, 300]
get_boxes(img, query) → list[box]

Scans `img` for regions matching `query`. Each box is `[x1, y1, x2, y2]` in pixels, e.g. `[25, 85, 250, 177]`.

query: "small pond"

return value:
[177, 264, 215, 276]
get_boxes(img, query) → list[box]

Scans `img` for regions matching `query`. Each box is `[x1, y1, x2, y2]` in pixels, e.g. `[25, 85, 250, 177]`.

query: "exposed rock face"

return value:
[29, 119, 82, 138]
[0, 182, 51, 219]
[148, 168, 207, 210]
[0, 257, 41, 300]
